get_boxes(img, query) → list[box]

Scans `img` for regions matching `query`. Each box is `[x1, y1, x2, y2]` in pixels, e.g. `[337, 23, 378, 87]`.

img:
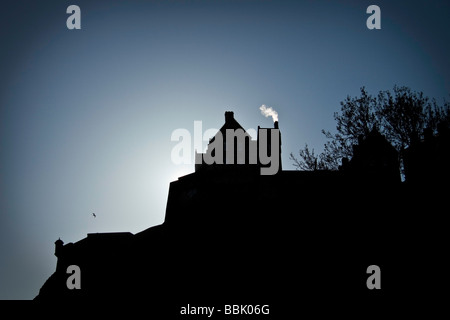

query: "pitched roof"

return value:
[209, 111, 250, 144]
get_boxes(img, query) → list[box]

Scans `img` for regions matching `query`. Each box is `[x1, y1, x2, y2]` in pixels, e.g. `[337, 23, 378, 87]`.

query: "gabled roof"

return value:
[209, 111, 251, 144]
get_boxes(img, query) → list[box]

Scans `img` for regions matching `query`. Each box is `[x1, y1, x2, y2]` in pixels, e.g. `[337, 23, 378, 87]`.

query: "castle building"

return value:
[35, 111, 411, 307]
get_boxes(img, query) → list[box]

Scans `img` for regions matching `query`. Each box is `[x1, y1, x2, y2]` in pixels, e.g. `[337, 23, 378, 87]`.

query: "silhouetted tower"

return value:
[55, 238, 64, 257]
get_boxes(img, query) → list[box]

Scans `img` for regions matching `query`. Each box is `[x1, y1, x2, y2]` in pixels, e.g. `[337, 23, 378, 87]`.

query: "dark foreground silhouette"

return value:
[34, 112, 449, 316]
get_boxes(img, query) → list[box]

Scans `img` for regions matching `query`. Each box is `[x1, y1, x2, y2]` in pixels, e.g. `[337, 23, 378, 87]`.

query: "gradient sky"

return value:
[1, 0, 449, 299]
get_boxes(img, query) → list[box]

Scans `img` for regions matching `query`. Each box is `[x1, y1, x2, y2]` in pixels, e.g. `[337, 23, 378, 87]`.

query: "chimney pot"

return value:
[274, 121, 279, 129]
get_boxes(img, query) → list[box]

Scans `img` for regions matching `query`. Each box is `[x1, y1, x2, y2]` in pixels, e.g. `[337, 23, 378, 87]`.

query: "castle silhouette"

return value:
[35, 111, 449, 314]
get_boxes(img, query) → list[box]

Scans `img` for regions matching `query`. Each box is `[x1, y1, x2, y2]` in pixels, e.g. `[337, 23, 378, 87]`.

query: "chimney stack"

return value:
[225, 111, 234, 123]
[274, 121, 279, 129]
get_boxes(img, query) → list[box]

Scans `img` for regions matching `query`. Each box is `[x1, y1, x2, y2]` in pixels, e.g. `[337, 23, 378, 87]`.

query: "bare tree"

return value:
[290, 86, 449, 173]
[289, 144, 327, 171]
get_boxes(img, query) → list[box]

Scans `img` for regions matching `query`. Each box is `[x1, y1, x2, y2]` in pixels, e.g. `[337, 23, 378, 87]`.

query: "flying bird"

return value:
[92, 213, 96, 218]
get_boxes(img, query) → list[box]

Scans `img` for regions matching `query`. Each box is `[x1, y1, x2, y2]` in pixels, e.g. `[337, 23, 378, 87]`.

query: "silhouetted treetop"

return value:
[290, 85, 450, 175]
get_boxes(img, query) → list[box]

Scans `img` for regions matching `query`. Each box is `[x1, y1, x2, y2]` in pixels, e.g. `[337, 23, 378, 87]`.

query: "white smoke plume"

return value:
[259, 105, 278, 122]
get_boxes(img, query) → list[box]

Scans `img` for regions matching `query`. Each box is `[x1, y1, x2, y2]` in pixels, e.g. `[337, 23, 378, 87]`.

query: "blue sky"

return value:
[1, 0, 449, 299]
